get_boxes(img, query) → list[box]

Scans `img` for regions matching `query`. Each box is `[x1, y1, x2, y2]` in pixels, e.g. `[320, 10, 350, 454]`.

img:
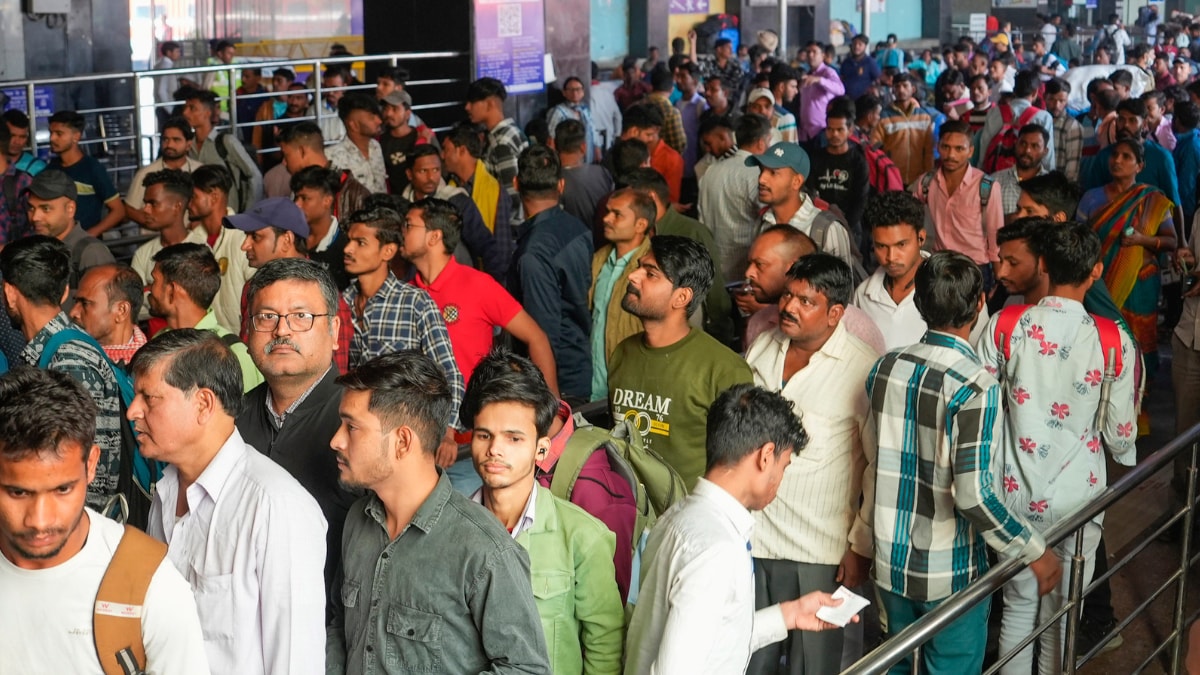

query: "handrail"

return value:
[842, 422, 1200, 675]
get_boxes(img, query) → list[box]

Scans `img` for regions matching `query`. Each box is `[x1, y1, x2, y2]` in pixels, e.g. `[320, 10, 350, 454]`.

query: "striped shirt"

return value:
[696, 149, 761, 283]
[867, 331, 1046, 602]
[1052, 113, 1084, 183]
[485, 118, 528, 222]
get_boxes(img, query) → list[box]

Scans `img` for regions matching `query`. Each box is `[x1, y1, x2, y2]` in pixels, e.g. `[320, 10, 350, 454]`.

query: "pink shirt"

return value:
[916, 166, 1005, 265]
[797, 63, 845, 142]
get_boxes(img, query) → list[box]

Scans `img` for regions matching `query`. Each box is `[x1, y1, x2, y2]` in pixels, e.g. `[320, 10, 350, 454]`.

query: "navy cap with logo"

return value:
[26, 169, 78, 201]
[744, 142, 811, 177]
[223, 197, 311, 238]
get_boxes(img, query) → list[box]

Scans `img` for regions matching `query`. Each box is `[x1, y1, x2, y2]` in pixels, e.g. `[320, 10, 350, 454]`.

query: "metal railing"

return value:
[843, 422, 1200, 675]
[2, 50, 469, 192]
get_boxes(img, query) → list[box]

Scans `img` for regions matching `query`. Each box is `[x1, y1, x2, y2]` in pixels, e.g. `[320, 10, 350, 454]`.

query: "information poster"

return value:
[475, 0, 546, 95]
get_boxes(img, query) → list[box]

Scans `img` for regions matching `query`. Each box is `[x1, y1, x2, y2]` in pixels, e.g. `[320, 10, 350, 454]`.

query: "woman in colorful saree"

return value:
[1077, 138, 1177, 382]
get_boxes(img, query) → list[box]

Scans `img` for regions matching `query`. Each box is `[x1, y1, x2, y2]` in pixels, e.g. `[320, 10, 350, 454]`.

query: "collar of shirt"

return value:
[364, 469, 455, 536]
[314, 216, 340, 253]
[265, 366, 333, 429]
[194, 308, 223, 332]
[538, 400, 575, 472]
[605, 245, 638, 270]
[347, 271, 401, 305]
[104, 325, 148, 351]
[470, 483, 538, 539]
[761, 193, 821, 228]
[863, 251, 929, 306]
[933, 165, 985, 195]
[184, 429, 250, 514]
[692, 478, 755, 543]
[921, 330, 980, 363]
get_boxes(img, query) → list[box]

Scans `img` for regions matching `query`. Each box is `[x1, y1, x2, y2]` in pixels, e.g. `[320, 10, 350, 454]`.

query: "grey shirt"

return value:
[326, 472, 551, 675]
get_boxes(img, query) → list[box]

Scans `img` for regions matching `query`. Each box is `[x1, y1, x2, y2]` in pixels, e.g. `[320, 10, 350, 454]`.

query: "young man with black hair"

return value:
[614, 55, 652, 113]
[443, 122, 510, 236]
[979, 70, 1057, 172]
[341, 206, 464, 467]
[767, 66, 800, 145]
[461, 348, 624, 675]
[2, 109, 47, 176]
[403, 197, 556, 395]
[327, 351, 551, 675]
[508, 145, 593, 400]
[181, 89, 263, 212]
[626, 382, 851, 673]
[869, 250, 1061, 675]
[287, 165, 351, 291]
[693, 36, 745, 103]
[809, 97, 870, 248]
[126, 118, 204, 227]
[187, 164, 253, 333]
[621, 103, 684, 207]
[47, 110, 125, 236]
[379, 89, 437, 194]
[235, 67, 267, 144]
[841, 34, 882, 100]
[796, 41, 845, 144]
[277, 122, 370, 220]
[991, 124, 1050, 221]
[131, 169, 204, 301]
[0, 235, 123, 510]
[694, 114, 736, 180]
[327, 93, 387, 194]
[607, 235, 753, 490]
[558, 119, 614, 227]
[699, 113, 771, 284]
[0, 367, 209, 674]
[744, 253, 877, 675]
[872, 72, 938, 184]
[0, 122, 31, 244]
[25, 170, 115, 299]
[146, 243, 263, 391]
[980, 222, 1137, 675]
[465, 77, 529, 221]
[400, 145, 507, 283]
[1044, 78, 1083, 182]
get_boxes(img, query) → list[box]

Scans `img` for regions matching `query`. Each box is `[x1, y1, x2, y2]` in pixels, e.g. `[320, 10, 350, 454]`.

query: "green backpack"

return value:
[549, 416, 687, 606]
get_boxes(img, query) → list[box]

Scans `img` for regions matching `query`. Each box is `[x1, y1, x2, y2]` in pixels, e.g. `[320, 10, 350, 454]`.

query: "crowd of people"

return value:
[0, 15, 1195, 675]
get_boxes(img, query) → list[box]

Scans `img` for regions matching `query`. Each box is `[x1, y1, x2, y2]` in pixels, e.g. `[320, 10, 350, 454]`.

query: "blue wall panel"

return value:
[591, 0, 629, 62]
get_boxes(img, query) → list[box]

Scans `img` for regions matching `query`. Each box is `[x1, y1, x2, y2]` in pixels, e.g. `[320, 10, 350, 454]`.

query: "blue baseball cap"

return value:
[223, 197, 310, 238]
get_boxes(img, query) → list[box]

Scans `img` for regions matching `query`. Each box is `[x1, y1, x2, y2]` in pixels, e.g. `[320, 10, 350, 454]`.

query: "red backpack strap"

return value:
[992, 304, 1030, 362]
[999, 103, 1014, 126]
[1092, 315, 1124, 378]
[1015, 105, 1041, 130]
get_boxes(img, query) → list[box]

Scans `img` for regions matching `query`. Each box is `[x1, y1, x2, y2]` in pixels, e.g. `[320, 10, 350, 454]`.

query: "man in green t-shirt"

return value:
[608, 235, 753, 489]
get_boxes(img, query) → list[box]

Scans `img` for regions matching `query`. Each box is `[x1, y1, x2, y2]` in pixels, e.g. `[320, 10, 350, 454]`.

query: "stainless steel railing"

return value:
[2, 50, 468, 190]
[843, 422, 1200, 675]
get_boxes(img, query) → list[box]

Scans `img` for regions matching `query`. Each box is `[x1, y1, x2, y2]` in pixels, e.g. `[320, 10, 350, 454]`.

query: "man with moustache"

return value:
[125, 118, 204, 226]
[236, 258, 358, 622]
[990, 125, 1050, 222]
[25, 170, 114, 296]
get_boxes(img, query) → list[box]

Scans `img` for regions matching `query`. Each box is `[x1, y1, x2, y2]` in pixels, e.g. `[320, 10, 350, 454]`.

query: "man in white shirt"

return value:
[625, 382, 849, 675]
[0, 367, 209, 675]
[743, 254, 877, 675]
[326, 93, 388, 194]
[856, 189, 989, 350]
[129, 328, 328, 674]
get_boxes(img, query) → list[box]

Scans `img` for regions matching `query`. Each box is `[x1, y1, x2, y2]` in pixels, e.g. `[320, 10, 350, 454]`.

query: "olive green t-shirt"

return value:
[608, 328, 753, 490]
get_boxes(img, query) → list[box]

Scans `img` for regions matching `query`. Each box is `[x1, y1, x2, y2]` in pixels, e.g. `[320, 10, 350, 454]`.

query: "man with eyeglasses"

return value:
[236, 257, 360, 623]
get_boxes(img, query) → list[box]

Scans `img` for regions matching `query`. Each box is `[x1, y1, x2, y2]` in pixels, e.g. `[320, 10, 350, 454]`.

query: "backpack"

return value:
[39, 328, 164, 529]
[982, 104, 1042, 173]
[212, 130, 262, 212]
[1097, 27, 1118, 58]
[94, 525, 167, 675]
[992, 304, 1125, 429]
[853, 136, 905, 195]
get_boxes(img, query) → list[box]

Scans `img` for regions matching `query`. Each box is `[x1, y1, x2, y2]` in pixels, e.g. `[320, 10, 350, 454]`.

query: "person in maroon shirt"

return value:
[614, 55, 652, 113]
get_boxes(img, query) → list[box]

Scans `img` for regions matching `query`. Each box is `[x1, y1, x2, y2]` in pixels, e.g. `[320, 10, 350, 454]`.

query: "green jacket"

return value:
[515, 486, 625, 675]
[194, 309, 265, 393]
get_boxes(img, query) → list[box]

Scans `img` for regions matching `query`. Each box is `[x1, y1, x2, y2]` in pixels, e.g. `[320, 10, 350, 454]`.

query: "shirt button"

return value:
[382, 552, 389, 559]
[366, 645, 374, 653]
[407, 629, 415, 636]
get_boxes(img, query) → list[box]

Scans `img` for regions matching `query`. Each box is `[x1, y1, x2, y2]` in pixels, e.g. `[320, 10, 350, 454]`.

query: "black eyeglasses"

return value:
[250, 312, 332, 332]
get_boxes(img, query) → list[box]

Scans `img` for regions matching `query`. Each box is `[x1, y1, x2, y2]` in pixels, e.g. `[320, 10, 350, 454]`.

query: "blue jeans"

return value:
[876, 587, 991, 675]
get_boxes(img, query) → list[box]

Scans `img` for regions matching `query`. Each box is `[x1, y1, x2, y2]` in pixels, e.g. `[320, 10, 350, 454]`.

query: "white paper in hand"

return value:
[815, 586, 871, 627]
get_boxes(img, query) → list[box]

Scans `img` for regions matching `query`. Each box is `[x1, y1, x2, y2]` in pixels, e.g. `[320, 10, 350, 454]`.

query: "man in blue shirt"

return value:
[1173, 100, 1200, 227]
[46, 111, 124, 237]
[840, 35, 882, 100]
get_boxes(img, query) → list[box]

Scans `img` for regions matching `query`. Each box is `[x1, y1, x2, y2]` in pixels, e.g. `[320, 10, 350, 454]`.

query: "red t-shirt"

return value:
[651, 141, 684, 204]
[412, 258, 522, 385]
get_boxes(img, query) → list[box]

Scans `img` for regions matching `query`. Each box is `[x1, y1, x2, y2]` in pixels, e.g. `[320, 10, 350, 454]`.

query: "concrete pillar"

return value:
[629, 0, 669, 57]
[545, 0, 592, 89]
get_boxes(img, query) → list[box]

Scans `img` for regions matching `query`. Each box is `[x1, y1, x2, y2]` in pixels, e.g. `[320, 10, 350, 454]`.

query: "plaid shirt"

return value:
[645, 93, 687, 156]
[867, 331, 1046, 602]
[343, 273, 464, 425]
[1052, 113, 1084, 183]
[697, 55, 745, 100]
[485, 118, 528, 221]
